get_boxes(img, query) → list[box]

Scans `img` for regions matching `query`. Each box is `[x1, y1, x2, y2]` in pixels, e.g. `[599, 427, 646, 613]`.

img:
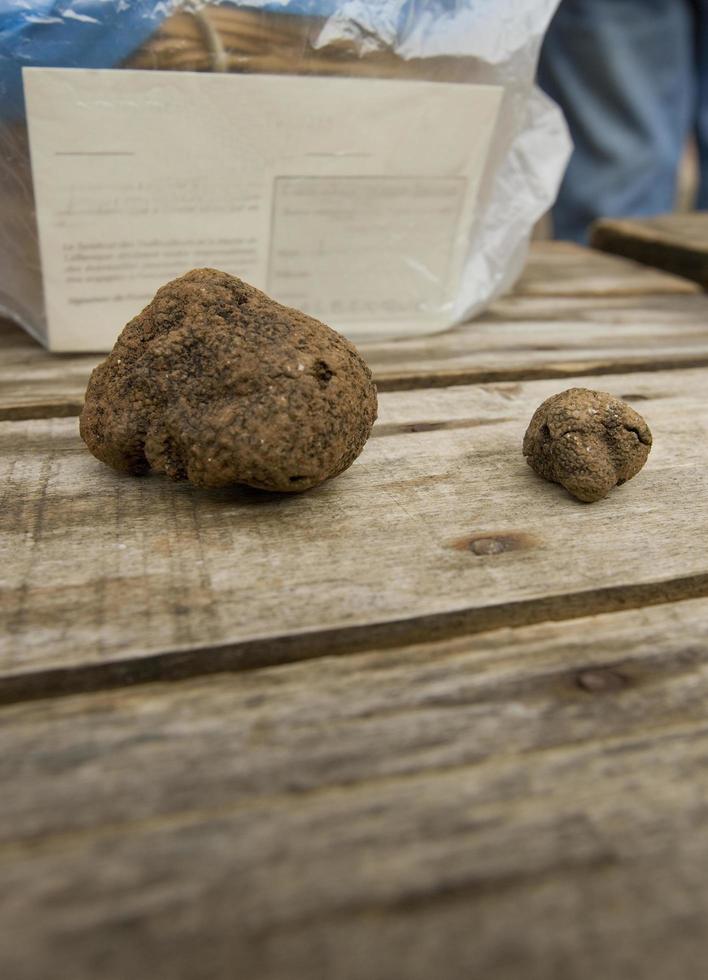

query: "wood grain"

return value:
[1, 598, 708, 979]
[2, 367, 708, 702]
[592, 213, 708, 289]
[368, 291, 708, 390]
[515, 240, 698, 296]
[3, 250, 708, 418]
[3, 239, 706, 980]
[0, 318, 98, 420]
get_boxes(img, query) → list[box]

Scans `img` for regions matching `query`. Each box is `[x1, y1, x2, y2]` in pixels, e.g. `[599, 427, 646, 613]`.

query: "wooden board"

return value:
[3, 241, 706, 979]
[4, 286, 708, 418]
[368, 291, 708, 390]
[592, 213, 708, 289]
[2, 597, 708, 979]
[3, 367, 708, 703]
[0, 318, 98, 420]
[514, 240, 698, 296]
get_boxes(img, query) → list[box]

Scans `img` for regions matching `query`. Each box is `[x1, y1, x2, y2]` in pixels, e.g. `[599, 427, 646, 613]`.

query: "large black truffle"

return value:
[80, 269, 378, 492]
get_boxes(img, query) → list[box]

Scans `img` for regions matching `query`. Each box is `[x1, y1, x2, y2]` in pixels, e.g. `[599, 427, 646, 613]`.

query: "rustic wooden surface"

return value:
[0, 318, 95, 420]
[0, 241, 701, 421]
[592, 212, 708, 289]
[514, 239, 698, 296]
[2, 366, 708, 703]
[2, 242, 708, 979]
[2, 597, 708, 980]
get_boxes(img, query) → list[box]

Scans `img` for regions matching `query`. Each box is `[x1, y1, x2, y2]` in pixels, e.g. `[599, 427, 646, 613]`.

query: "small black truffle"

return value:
[523, 388, 652, 502]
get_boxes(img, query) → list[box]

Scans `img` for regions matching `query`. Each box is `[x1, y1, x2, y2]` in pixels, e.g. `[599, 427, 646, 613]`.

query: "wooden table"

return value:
[592, 212, 708, 290]
[3, 242, 708, 979]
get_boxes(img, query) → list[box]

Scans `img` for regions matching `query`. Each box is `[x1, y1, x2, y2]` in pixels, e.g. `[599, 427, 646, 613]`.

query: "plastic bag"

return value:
[0, 0, 570, 349]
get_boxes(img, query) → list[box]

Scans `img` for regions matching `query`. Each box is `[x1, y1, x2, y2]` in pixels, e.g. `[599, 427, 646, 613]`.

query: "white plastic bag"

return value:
[0, 0, 570, 349]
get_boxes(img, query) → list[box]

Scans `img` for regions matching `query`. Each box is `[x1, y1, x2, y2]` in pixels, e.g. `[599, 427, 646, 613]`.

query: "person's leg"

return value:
[538, 0, 694, 242]
[692, 0, 708, 207]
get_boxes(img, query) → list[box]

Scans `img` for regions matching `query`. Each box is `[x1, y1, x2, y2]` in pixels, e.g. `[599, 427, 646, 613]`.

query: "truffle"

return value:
[80, 269, 378, 492]
[523, 388, 652, 502]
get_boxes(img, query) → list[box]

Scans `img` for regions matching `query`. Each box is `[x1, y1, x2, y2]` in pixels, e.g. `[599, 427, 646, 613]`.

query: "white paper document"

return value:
[24, 67, 502, 351]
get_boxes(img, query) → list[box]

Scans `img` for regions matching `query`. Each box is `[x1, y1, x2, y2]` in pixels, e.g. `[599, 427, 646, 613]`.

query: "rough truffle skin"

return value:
[523, 388, 652, 503]
[80, 269, 378, 492]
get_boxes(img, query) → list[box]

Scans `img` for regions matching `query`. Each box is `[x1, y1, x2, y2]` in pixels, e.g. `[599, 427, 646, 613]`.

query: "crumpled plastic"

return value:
[0, 0, 570, 344]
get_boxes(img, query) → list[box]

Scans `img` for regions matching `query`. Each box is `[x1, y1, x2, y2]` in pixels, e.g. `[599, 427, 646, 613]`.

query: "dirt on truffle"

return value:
[523, 387, 652, 503]
[80, 269, 378, 492]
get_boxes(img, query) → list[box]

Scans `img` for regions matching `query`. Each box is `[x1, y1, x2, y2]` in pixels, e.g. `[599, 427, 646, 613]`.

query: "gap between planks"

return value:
[374, 353, 708, 392]
[0, 401, 85, 422]
[5, 354, 708, 422]
[2, 574, 708, 707]
[0, 355, 708, 422]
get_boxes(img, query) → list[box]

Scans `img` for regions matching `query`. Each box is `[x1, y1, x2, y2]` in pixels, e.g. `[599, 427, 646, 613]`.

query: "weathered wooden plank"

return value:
[4, 286, 708, 417]
[515, 240, 698, 296]
[1, 598, 708, 979]
[592, 213, 708, 289]
[0, 318, 98, 420]
[369, 291, 708, 390]
[2, 368, 708, 701]
[0, 241, 704, 420]
[3, 597, 707, 844]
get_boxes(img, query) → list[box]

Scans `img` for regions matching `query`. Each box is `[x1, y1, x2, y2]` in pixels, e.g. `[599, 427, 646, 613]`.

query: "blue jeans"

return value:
[538, 0, 708, 242]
